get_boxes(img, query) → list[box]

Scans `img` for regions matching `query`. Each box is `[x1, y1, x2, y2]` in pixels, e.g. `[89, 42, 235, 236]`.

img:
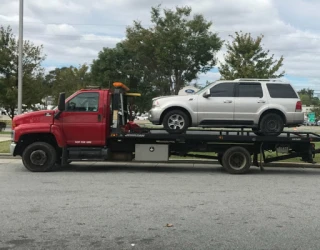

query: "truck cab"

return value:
[10, 82, 138, 171]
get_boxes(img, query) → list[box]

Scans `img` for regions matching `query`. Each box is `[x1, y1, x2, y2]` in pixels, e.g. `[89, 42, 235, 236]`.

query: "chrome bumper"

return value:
[148, 108, 162, 125]
[10, 142, 16, 156]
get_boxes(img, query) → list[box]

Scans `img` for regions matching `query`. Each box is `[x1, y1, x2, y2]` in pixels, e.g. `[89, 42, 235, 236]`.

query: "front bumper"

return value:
[10, 142, 16, 156]
[148, 108, 163, 125]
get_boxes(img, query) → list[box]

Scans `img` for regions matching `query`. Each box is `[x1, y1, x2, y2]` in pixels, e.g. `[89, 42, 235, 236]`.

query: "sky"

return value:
[1, 0, 320, 93]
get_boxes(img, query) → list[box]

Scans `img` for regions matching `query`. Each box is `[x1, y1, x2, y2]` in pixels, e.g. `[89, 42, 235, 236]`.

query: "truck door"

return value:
[61, 91, 106, 146]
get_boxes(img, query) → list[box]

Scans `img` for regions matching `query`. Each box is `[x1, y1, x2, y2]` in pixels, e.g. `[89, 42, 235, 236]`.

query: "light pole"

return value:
[18, 0, 23, 114]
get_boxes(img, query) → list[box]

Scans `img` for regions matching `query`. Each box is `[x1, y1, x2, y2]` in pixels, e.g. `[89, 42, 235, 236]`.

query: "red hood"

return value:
[13, 110, 56, 127]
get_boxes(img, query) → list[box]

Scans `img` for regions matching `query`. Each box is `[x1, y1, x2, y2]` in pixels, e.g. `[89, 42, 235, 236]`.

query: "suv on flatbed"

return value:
[148, 78, 304, 136]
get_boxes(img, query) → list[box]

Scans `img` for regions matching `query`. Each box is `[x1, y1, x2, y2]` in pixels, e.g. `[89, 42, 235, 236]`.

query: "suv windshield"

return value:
[195, 82, 216, 94]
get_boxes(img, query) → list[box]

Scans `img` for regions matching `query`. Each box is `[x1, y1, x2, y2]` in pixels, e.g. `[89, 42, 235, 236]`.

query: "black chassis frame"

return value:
[108, 128, 320, 166]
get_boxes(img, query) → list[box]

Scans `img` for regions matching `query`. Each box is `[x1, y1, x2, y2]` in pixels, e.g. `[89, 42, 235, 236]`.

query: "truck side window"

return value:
[66, 92, 99, 112]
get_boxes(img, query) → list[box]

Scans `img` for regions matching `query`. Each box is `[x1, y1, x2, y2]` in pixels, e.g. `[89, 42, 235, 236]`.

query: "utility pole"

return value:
[18, 0, 23, 114]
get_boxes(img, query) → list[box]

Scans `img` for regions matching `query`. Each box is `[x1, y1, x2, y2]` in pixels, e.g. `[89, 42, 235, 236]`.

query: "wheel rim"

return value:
[228, 152, 246, 170]
[265, 118, 280, 132]
[168, 114, 185, 130]
[30, 150, 47, 166]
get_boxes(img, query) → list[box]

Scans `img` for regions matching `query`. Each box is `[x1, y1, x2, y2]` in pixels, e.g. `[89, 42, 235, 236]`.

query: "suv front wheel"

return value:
[163, 110, 189, 134]
[259, 113, 284, 136]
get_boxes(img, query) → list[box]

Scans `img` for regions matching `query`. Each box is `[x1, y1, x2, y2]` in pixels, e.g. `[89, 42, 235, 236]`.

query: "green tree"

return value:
[298, 88, 319, 106]
[299, 94, 312, 106]
[124, 5, 223, 95]
[91, 43, 142, 88]
[311, 106, 320, 119]
[0, 26, 46, 119]
[298, 88, 314, 99]
[91, 43, 155, 112]
[219, 31, 285, 80]
[44, 64, 92, 103]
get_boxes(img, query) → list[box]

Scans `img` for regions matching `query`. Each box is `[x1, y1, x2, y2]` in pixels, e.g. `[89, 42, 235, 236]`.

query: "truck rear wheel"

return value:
[22, 142, 57, 172]
[222, 146, 251, 174]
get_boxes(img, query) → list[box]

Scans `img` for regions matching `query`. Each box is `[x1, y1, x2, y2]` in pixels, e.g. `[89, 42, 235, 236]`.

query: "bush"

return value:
[0, 120, 12, 126]
[0, 122, 6, 131]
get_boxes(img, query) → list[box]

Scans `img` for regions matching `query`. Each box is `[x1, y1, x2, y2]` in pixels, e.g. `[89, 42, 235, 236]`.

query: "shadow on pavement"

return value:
[51, 162, 320, 176]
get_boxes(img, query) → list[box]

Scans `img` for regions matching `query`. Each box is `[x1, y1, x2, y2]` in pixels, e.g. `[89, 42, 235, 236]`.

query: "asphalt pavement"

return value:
[1, 160, 320, 249]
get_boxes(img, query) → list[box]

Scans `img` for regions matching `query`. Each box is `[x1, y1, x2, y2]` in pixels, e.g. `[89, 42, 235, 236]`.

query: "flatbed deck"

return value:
[115, 128, 320, 143]
[105, 128, 320, 174]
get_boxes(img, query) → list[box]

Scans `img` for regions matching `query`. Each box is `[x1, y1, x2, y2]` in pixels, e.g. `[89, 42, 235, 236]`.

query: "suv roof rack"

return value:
[233, 78, 283, 82]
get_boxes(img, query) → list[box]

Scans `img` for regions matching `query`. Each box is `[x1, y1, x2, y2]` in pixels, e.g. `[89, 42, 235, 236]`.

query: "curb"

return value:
[0, 153, 17, 159]
[263, 162, 320, 168]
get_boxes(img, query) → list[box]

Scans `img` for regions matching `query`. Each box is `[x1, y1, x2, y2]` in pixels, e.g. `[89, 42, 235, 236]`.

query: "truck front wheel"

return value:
[22, 142, 57, 172]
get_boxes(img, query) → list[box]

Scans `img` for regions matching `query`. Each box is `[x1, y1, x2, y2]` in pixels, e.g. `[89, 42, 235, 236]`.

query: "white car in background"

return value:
[0, 108, 8, 116]
[135, 113, 149, 120]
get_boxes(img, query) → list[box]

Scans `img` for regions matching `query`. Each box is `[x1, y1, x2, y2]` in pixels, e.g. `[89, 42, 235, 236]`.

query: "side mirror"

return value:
[203, 89, 211, 98]
[58, 92, 66, 111]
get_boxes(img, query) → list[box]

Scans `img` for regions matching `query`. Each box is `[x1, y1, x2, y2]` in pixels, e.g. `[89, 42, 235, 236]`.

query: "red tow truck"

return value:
[10, 82, 320, 174]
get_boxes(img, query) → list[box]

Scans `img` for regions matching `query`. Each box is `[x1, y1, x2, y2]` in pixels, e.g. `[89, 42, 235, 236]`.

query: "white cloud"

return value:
[81, 34, 123, 44]
[1, 0, 320, 90]
[45, 24, 79, 36]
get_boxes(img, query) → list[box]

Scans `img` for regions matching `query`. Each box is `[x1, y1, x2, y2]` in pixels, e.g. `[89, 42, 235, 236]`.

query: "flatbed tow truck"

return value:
[10, 82, 320, 174]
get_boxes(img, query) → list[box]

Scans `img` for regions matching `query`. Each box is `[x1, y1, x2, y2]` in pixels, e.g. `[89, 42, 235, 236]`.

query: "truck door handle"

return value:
[224, 100, 232, 103]
[98, 114, 102, 122]
[257, 100, 266, 103]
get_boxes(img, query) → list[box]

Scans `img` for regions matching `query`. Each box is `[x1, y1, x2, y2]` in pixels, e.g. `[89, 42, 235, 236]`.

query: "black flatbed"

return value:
[117, 128, 320, 143]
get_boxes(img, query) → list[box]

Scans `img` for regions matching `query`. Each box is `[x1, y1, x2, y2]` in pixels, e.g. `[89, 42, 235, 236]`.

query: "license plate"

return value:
[276, 146, 289, 154]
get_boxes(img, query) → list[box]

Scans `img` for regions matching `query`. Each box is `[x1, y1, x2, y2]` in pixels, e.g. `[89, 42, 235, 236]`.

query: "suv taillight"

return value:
[295, 101, 302, 112]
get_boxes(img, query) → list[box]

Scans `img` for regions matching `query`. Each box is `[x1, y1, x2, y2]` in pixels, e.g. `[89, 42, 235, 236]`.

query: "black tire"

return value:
[56, 157, 72, 166]
[259, 113, 284, 136]
[163, 110, 189, 134]
[252, 128, 263, 136]
[222, 146, 251, 174]
[217, 153, 223, 166]
[22, 142, 57, 172]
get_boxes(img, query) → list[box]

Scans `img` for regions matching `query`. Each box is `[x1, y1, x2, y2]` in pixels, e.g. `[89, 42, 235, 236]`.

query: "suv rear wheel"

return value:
[259, 113, 284, 136]
[252, 128, 263, 136]
[163, 110, 189, 134]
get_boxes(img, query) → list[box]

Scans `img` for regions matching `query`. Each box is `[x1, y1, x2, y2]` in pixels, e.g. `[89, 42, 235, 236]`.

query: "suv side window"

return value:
[210, 83, 235, 97]
[267, 84, 298, 98]
[66, 92, 99, 112]
[238, 82, 263, 97]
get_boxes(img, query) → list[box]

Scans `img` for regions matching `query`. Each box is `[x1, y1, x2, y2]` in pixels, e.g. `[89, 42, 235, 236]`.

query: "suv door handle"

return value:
[257, 100, 266, 103]
[223, 100, 232, 103]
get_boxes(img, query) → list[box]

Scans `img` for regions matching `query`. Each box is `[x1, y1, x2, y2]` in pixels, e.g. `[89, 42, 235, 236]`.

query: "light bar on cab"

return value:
[113, 82, 130, 92]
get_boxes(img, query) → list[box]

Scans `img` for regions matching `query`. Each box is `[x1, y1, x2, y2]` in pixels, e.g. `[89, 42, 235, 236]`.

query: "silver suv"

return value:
[148, 78, 304, 136]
